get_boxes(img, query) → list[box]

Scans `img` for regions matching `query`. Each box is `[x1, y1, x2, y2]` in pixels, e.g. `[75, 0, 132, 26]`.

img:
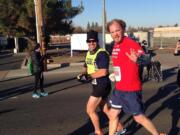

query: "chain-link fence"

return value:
[151, 37, 180, 49]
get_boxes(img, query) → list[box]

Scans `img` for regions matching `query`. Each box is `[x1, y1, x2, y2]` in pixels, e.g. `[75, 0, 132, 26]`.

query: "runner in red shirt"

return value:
[112, 36, 143, 91]
[107, 19, 166, 135]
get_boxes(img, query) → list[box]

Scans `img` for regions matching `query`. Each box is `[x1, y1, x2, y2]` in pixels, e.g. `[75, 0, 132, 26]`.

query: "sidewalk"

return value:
[1, 48, 179, 81]
[0, 62, 84, 81]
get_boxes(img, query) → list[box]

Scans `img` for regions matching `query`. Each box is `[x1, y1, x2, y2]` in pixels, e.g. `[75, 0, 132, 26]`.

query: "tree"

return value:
[73, 26, 84, 33]
[91, 22, 95, 30]
[0, 0, 35, 37]
[94, 22, 98, 29]
[0, 0, 83, 43]
[87, 22, 91, 31]
[174, 23, 178, 27]
[84, 21, 102, 32]
[127, 26, 138, 33]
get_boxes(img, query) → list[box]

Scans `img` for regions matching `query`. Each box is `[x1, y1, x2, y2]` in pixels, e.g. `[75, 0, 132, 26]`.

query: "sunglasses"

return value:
[86, 39, 97, 43]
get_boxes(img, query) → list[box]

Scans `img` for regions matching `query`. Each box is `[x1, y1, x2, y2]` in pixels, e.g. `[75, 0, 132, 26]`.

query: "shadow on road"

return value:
[44, 77, 77, 89]
[68, 111, 109, 135]
[49, 83, 86, 95]
[121, 81, 180, 135]
[162, 67, 178, 81]
[0, 83, 34, 101]
[0, 108, 16, 115]
[0, 75, 30, 83]
[0, 77, 81, 101]
[66, 67, 180, 135]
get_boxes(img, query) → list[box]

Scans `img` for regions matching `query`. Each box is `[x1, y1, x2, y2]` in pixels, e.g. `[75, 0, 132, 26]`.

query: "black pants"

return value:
[177, 69, 180, 87]
[34, 71, 44, 93]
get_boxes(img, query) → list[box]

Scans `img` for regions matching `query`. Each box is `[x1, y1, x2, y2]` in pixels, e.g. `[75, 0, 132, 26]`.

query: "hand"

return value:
[77, 74, 83, 80]
[77, 73, 91, 83]
[175, 42, 180, 54]
[109, 73, 116, 82]
[176, 42, 180, 48]
[125, 48, 139, 62]
[77, 73, 89, 79]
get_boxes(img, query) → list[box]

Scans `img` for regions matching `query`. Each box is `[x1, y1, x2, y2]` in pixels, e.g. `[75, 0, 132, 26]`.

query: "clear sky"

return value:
[72, 0, 180, 28]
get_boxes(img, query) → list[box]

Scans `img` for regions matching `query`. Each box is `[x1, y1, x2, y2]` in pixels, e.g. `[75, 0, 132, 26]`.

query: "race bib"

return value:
[114, 66, 121, 81]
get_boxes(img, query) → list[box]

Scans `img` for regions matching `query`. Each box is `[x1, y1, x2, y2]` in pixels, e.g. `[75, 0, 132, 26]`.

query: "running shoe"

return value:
[40, 92, 48, 97]
[114, 128, 127, 135]
[32, 92, 40, 98]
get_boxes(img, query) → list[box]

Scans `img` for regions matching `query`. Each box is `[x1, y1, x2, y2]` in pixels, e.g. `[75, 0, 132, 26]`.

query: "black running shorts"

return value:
[91, 82, 111, 100]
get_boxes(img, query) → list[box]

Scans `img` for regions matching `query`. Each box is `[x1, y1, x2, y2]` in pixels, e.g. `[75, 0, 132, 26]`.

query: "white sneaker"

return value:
[32, 92, 40, 98]
[114, 128, 127, 135]
[40, 92, 48, 97]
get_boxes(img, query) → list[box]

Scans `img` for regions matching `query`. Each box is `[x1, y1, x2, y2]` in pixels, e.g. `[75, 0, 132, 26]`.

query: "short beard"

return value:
[88, 48, 94, 52]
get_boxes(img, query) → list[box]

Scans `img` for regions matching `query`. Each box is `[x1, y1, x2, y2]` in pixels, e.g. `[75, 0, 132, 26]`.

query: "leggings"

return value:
[34, 71, 44, 92]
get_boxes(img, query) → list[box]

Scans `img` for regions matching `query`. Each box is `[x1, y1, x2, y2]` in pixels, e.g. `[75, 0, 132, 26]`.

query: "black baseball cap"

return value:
[86, 30, 99, 42]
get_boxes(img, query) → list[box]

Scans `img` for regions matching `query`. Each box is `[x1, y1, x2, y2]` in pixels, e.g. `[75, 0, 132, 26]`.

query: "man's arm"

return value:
[174, 41, 180, 55]
[90, 69, 108, 79]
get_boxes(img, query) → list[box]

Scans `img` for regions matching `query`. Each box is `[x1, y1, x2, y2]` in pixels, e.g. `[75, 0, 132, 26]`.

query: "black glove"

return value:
[77, 74, 92, 83]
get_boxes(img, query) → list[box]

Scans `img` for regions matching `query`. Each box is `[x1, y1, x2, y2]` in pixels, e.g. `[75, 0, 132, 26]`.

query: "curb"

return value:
[47, 62, 84, 68]
[0, 53, 13, 58]
[21, 58, 84, 69]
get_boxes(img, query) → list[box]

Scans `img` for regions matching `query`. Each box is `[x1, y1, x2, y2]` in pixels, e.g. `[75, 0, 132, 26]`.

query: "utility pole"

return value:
[34, 0, 47, 70]
[34, 0, 40, 44]
[102, 0, 106, 49]
[159, 32, 164, 49]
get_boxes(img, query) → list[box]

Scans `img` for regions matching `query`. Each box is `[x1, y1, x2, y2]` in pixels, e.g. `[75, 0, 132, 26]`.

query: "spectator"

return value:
[139, 40, 151, 81]
[30, 43, 48, 98]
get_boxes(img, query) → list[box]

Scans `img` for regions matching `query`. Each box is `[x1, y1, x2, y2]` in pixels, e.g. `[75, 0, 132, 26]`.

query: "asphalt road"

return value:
[0, 73, 90, 135]
[0, 49, 180, 135]
[0, 70, 180, 135]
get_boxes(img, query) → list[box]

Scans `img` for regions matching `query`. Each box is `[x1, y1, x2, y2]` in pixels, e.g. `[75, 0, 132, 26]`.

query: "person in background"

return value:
[30, 43, 48, 98]
[174, 39, 180, 87]
[77, 30, 125, 135]
[138, 40, 151, 82]
[107, 19, 166, 135]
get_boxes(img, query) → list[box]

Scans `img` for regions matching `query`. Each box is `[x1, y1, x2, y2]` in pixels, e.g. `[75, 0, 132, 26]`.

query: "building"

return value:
[154, 27, 180, 37]
[153, 27, 180, 48]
